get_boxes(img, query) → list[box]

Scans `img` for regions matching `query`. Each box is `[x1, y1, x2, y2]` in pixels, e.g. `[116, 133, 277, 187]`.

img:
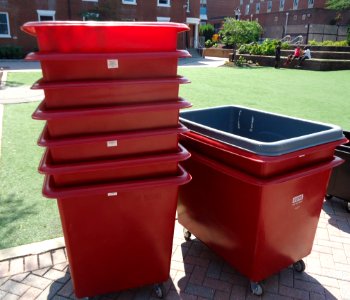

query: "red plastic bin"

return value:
[180, 131, 348, 178]
[32, 99, 191, 138]
[32, 76, 190, 109]
[42, 166, 191, 298]
[26, 51, 190, 81]
[38, 124, 188, 163]
[39, 144, 190, 187]
[178, 151, 343, 284]
[21, 21, 189, 53]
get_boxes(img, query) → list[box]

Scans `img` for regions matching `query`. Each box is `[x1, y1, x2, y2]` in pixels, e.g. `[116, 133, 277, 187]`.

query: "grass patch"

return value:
[178, 67, 350, 130]
[0, 102, 62, 249]
[5, 71, 42, 87]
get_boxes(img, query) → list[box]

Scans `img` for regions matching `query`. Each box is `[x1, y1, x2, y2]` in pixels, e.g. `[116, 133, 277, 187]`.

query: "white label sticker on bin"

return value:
[107, 140, 118, 147]
[107, 59, 118, 69]
[292, 194, 304, 208]
[108, 192, 118, 197]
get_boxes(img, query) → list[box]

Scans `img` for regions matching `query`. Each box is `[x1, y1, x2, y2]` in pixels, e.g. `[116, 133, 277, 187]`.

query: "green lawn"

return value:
[0, 103, 62, 249]
[5, 71, 42, 87]
[0, 67, 349, 249]
[178, 66, 350, 130]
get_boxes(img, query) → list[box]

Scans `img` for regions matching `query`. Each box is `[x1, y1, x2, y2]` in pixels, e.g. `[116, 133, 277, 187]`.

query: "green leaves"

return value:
[326, 0, 350, 10]
[219, 18, 263, 47]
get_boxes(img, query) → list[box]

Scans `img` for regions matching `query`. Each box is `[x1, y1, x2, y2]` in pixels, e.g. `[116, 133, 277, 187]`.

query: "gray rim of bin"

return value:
[179, 105, 345, 156]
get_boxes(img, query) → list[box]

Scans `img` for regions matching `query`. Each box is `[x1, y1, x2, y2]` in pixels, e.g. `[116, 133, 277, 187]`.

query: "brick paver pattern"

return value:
[0, 197, 350, 299]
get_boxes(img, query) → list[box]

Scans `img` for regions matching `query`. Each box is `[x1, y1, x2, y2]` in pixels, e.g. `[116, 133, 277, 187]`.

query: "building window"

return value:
[157, 16, 171, 22]
[255, 17, 259, 22]
[186, 0, 190, 12]
[293, 0, 299, 9]
[245, 4, 250, 15]
[267, 0, 272, 12]
[302, 14, 306, 20]
[274, 16, 278, 21]
[308, 0, 314, 8]
[293, 14, 298, 20]
[158, 0, 170, 7]
[0, 12, 10, 38]
[122, 0, 136, 4]
[250, 0, 253, 3]
[200, 0, 207, 19]
[240, 0, 243, 5]
[279, 0, 284, 11]
[256, 3, 260, 13]
[37, 10, 55, 21]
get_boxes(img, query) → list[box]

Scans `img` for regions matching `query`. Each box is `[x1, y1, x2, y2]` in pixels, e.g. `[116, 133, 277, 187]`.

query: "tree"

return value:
[199, 24, 215, 42]
[219, 18, 263, 48]
[326, 0, 350, 10]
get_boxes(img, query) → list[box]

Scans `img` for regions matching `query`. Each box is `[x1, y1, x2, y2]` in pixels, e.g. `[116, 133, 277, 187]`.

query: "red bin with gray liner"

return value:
[180, 131, 347, 178]
[26, 51, 190, 82]
[37, 124, 188, 163]
[178, 150, 343, 293]
[42, 166, 191, 298]
[39, 144, 190, 187]
[32, 76, 190, 109]
[32, 98, 191, 138]
[21, 21, 189, 53]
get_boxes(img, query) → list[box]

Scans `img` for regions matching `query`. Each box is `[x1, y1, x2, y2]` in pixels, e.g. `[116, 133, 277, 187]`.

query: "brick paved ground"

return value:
[0, 197, 349, 300]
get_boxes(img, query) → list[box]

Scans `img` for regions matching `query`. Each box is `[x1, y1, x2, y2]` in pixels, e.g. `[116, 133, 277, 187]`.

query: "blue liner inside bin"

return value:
[179, 106, 344, 156]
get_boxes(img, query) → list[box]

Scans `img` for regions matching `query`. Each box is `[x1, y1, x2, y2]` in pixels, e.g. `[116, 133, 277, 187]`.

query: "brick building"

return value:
[0, 0, 200, 53]
[201, 0, 350, 42]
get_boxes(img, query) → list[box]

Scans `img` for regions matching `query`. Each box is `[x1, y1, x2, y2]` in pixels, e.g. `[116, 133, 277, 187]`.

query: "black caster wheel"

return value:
[183, 228, 192, 241]
[154, 283, 166, 299]
[293, 259, 306, 272]
[325, 194, 333, 200]
[346, 202, 350, 213]
[250, 281, 264, 296]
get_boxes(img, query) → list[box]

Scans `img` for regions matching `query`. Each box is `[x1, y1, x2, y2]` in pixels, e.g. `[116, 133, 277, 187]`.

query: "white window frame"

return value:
[37, 10, 56, 21]
[245, 4, 250, 15]
[308, 0, 314, 8]
[157, 16, 171, 22]
[293, 0, 299, 9]
[157, 0, 170, 7]
[279, 0, 285, 11]
[267, 0, 272, 12]
[0, 12, 11, 38]
[256, 3, 260, 14]
[240, 0, 243, 5]
[186, 0, 190, 12]
[122, 0, 137, 4]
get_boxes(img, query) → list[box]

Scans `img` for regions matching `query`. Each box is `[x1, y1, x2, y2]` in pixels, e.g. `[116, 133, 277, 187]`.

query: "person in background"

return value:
[275, 41, 282, 68]
[297, 46, 311, 66]
[284, 45, 301, 65]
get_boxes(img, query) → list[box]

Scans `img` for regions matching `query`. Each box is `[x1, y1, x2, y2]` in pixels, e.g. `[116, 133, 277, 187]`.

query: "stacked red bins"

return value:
[22, 21, 192, 298]
[178, 106, 347, 296]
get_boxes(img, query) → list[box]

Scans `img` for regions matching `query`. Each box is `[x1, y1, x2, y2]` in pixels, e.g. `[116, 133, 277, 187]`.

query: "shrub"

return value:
[0, 45, 24, 59]
[205, 39, 214, 48]
[199, 24, 215, 42]
[236, 56, 247, 67]
[238, 39, 288, 56]
[219, 18, 263, 48]
[308, 39, 348, 46]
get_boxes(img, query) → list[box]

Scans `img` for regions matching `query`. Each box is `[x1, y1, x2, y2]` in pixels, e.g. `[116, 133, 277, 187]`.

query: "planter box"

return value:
[21, 21, 189, 53]
[38, 124, 188, 163]
[33, 99, 191, 138]
[26, 51, 190, 81]
[33, 76, 189, 109]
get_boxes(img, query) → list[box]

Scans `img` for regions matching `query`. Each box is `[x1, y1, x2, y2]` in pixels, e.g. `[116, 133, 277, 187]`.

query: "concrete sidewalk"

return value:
[0, 197, 350, 299]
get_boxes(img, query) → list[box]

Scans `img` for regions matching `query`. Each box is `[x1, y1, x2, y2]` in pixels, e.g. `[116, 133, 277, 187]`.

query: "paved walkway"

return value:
[0, 197, 350, 299]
